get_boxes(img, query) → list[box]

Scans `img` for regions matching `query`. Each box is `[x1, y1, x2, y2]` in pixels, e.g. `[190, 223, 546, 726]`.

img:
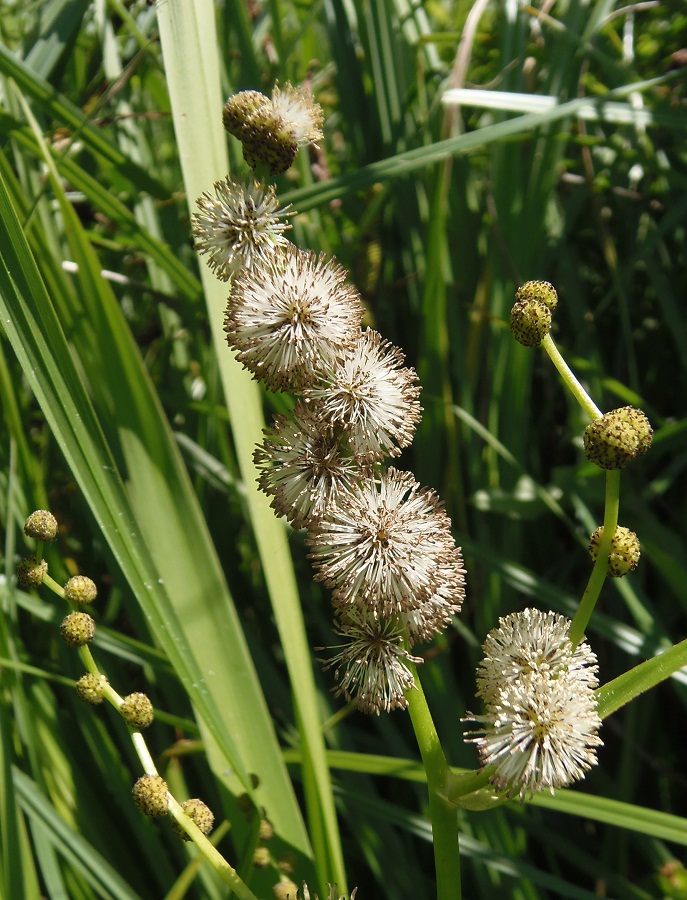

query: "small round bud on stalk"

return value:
[24, 510, 58, 541]
[273, 880, 299, 900]
[253, 846, 271, 868]
[589, 525, 640, 577]
[583, 406, 653, 470]
[64, 575, 98, 606]
[120, 692, 155, 729]
[510, 299, 552, 347]
[259, 818, 274, 842]
[171, 798, 215, 841]
[76, 673, 107, 705]
[132, 774, 169, 817]
[17, 557, 48, 588]
[222, 90, 271, 138]
[278, 852, 296, 875]
[60, 612, 96, 647]
[515, 280, 558, 311]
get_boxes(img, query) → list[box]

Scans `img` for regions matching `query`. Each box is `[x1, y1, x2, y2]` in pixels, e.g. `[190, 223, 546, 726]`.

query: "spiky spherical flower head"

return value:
[225, 246, 363, 392]
[17, 556, 48, 589]
[324, 610, 421, 714]
[303, 330, 422, 462]
[465, 669, 602, 800]
[307, 468, 465, 618]
[515, 280, 558, 311]
[510, 298, 552, 347]
[474, 609, 598, 706]
[589, 525, 640, 577]
[192, 177, 292, 281]
[254, 404, 366, 530]
[222, 90, 271, 138]
[64, 575, 98, 606]
[583, 406, 653, 469]
[120, 692, 155, 729]
[60, 612, 96, 647]
[171, 798, 215, 841]
[132, 774, 169, 817]
[24, 510, 58, 541]
[465, 608, 601, 799]
[76, 673, 107, 705]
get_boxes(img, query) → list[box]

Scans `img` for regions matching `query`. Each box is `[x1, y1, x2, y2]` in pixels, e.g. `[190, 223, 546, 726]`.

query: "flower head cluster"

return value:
[464, 609, 602, 799]
[196, 88, 467, 714]
[510, 280, 558, 347]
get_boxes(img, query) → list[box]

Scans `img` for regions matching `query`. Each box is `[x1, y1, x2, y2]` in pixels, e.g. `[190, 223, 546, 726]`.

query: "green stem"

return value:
[405, 665, 461, 900]
[541, 333, 602, 421]
[569, 470, 620, 647]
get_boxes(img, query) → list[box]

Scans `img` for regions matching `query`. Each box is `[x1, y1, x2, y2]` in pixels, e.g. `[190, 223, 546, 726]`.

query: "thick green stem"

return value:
[405, 666, 461, 900]
[569, 470, 620, 647]
[541, 333, 602, 421]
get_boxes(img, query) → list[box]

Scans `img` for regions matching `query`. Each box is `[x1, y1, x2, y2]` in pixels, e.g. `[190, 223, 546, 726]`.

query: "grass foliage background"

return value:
[1, 0, 686, 897]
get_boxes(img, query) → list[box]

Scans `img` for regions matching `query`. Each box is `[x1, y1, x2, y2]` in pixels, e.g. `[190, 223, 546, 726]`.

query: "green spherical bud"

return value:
[60, 612, 96, 647]
[64, 575, 98, 606]
[515, 280, 558, 311]
[222, 90, 270, 139]
[17, 556, 48, 588]
[253, 846, 271, 868]
[171, 798, 215, 841]
[583, 406, 653, 470]
[589, 525, 640, 577]
[273, 880, 299, 900]
[120, 692, 154, 729]
[24, 510, 59, 541]
[132, 774, 169, 817]
[76, 673, 107, 705]
[278, 852, 296, 876]
[242, 129, 298, 176]
[510, 298, 552, 347]
[259, 818, 274, 842]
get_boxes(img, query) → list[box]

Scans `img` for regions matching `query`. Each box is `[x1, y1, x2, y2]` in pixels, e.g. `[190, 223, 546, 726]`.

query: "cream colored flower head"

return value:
[224, 245, 363, 392]
[192, 177, 292, 280]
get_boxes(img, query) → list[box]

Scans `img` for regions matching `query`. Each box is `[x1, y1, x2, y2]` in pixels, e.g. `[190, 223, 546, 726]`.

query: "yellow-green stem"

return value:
[405, 665, 461, 900]
[569, 471, 620, 647]
[541, 334, 602, 421]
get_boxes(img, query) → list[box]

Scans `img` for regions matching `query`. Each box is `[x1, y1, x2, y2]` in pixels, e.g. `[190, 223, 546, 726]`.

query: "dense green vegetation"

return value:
[1, 1, 686, 897]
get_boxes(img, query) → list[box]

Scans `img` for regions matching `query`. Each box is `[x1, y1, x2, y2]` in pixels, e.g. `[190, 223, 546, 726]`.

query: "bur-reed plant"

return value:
[2, 1, 687, 898]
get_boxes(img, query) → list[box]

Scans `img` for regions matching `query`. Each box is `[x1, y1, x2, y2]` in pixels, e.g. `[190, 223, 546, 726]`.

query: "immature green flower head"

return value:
[60, 612, 96, 647]
[515, 280, 558, 311]
[223, 84, 324, 176]
[120, 692, 155, 729]
[589, 525, 640, 577]
[253, 846, 271, 868]
[17, 556, 48, 589]
[510, 298, 552, 347]
[132, 774, 169, 817]
[259, 818, 274, 842]
[24, 509, 58, 541]
[273, 881, 300, 900]
[64, 575, 98, 606]
[583, 406, 653, 469]
[76, 673, 107, 705]
[171, 798, 215, 841]
[222, 90, 271, 138]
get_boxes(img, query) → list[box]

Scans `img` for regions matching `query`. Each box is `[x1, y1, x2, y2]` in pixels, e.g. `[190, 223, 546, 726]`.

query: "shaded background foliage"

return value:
[1, 0, 686, 897]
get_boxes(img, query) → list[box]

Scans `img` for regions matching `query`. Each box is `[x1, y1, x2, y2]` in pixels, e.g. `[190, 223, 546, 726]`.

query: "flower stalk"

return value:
[405, 665, 461, 900]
